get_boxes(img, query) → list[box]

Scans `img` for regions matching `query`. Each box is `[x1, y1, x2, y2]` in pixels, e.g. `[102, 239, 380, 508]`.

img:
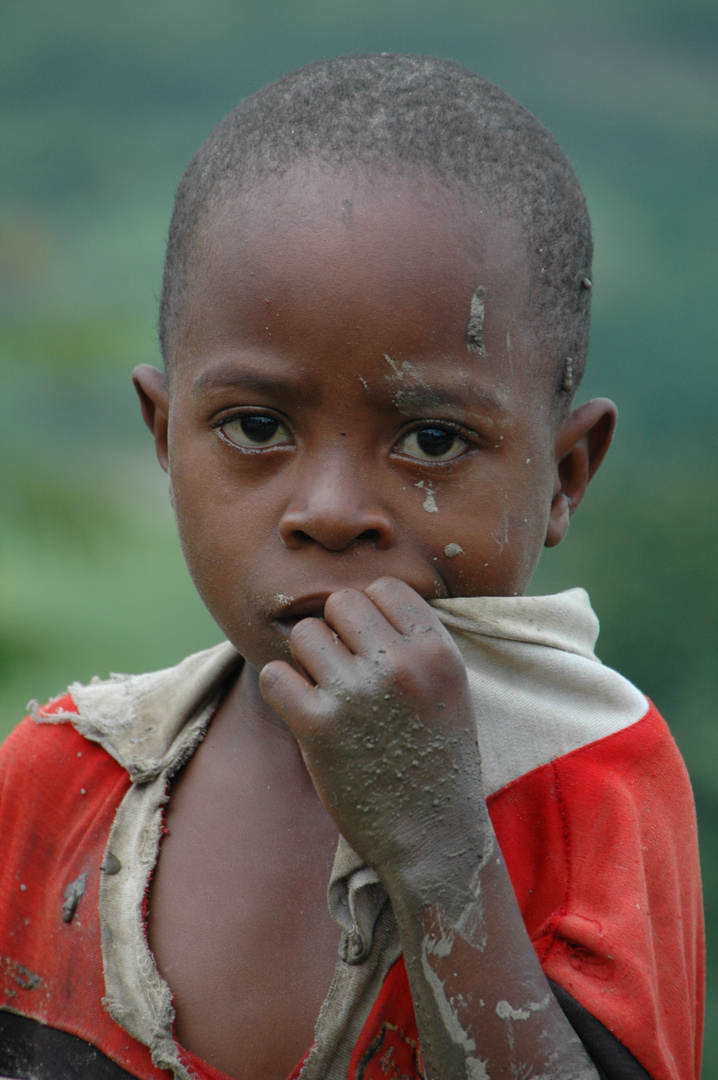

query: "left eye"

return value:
[219, 414, 292, 448]
[396, 426, 468, 461]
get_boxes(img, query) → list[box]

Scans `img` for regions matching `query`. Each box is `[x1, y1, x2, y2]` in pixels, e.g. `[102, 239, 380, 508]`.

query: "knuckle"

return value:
[414, 632, 458, 668]
[298, 693, 335, 737]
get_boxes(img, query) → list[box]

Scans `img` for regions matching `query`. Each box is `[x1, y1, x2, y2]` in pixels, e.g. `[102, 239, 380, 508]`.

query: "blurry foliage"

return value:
[2, 464, 124, 553]
[0, 310, 153, 375]
[536, 467, 718, 733]
[0, 453, 221, 732]
[1, 0, 716, 1072]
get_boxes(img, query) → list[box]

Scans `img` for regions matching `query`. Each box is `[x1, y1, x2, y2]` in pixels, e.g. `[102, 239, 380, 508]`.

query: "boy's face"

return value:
[136, 167, 613, 673]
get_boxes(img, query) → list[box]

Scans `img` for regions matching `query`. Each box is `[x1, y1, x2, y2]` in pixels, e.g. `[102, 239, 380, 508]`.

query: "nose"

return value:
[278, 459, 396, 552]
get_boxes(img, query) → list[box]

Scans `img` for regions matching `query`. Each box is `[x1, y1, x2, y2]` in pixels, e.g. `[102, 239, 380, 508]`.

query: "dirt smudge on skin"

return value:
[495, 995, 550, 1022]
[418, 853, 494, 1078]
[415, 480, 439, 514]
[444, 543, 464, 558]
[384, 353, 422, 381]
[421, 941, 477, 1046]
[491, 492, 509, 552]
[466, 286, 487, 357]
[421, 936, 490, 1080]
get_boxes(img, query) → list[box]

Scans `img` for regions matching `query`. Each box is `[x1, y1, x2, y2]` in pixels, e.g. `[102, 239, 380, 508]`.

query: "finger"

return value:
[323, 588, 403, 656]
[365, 577, 451, 641]
[259, 659, 329, 741]
[289, 615, 356, 686]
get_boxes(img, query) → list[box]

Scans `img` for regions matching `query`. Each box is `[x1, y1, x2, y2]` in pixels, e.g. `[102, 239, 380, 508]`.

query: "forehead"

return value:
[194, 168, 523, 315]
[175, 165, 549, 414]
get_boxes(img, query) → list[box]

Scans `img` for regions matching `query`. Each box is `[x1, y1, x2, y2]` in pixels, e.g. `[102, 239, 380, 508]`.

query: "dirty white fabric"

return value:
[37, 588, 647, 1080]
[432, 588, 647, 797]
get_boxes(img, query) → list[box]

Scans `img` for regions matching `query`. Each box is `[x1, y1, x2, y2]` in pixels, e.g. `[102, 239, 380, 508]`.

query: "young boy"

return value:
[0, 54, 703, 1080]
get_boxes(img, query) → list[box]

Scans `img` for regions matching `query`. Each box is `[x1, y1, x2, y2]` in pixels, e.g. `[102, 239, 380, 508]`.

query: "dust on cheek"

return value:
[415, 479, 439, 514]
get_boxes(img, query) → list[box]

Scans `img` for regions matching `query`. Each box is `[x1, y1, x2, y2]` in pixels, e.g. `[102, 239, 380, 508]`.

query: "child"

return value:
[0, 54, 703, 1080]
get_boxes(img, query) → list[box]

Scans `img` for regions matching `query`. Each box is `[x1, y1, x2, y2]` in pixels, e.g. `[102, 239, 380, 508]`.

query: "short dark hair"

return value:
[160, 53, 593, 396]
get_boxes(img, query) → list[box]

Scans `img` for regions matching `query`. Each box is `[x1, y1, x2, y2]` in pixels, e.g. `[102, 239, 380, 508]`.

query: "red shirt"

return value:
[0, 694, 704, 1080]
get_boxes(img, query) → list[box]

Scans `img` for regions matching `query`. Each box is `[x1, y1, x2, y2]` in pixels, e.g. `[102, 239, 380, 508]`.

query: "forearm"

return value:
[387, 830, 600, 1080]
[258, 581, 602, 1078]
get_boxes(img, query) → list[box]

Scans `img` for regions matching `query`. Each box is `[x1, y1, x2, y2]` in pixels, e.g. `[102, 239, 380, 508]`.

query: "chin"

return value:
[227, 622, 294, 673]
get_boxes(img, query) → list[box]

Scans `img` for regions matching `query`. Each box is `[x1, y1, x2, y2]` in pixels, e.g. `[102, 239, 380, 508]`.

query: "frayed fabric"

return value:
[7, 591, 700, 1080]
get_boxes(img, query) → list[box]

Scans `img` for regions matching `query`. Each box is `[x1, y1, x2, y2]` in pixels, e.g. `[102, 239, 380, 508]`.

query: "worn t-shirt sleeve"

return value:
[489, 702, 704, 1080]
[0, 709, 169, 1080]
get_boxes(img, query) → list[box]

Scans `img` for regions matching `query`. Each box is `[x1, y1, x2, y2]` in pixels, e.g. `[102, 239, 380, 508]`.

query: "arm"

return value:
[389, 837, 598, 1079]
[260, 578, 599, 1080]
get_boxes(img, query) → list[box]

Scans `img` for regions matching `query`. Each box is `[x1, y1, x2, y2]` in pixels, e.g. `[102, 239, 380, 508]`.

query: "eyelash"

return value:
[214, 410, 476, 462]
[214, 411, 293, 451]
[393, 422, 471, 462]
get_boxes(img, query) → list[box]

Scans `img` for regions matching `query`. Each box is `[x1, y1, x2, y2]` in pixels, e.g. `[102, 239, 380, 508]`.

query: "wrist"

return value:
[379, 810, 496, 926]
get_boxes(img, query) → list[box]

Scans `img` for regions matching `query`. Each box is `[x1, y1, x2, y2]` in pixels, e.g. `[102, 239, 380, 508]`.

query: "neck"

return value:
[220, 659, 302, 748]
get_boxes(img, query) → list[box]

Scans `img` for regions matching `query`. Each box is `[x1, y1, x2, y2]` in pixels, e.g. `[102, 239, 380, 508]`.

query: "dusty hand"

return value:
[259, 578, 490, 892]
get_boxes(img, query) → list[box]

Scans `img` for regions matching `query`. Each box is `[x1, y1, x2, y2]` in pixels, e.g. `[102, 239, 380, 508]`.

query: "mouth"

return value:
[272, 592, 331, 637]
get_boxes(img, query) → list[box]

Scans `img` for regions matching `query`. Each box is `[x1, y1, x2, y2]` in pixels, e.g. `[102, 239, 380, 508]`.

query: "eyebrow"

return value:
[192, 365, 302, 396]
[392, 384, 508, 418]
[193, 361, 509, 418]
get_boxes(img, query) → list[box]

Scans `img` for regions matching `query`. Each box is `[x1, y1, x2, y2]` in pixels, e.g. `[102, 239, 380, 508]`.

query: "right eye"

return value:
[219, 414, 292, 448]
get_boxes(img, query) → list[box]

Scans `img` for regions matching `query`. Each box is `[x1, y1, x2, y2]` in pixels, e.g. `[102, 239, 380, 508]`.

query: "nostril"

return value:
[290, 530, 313, 544]
[283, 525, 384, 550]
[279, 505, 395, 551]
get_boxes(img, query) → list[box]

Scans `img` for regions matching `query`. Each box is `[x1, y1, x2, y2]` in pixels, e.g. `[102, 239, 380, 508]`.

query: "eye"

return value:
[396, 426, 469, 462]
[219, 413, 292, 449]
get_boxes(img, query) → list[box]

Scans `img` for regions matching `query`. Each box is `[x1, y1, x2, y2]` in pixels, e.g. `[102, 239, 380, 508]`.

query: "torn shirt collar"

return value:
[64, 641, 242, 784]
[38, 589, 644, 985]
[60, 587, 601, 784]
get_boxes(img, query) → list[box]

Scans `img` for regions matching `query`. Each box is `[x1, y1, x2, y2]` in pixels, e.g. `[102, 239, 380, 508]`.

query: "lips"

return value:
[272, 592, 331, 635]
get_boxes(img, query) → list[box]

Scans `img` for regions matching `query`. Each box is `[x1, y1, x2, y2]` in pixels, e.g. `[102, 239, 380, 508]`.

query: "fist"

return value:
[259, 578, 490, 894]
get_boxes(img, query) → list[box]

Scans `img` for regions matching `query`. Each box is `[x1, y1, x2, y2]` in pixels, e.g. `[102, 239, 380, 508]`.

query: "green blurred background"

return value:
[1, 0, 716, 1070]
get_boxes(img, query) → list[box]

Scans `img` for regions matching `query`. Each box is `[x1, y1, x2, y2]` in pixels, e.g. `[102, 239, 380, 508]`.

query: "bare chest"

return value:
[147, 709, 341, 1080]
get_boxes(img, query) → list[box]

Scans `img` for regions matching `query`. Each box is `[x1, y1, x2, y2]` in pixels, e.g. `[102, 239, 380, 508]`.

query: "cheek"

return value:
[431, 471, 552, 595]
[170, 464, 285, 629]
[169, 464, 243, 594]
[498, 477, 555, 584]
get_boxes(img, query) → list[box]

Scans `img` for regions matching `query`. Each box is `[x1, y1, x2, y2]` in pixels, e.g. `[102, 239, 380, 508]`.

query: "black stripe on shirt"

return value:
[549, 979, 654, 1080]
[0, 1010, 140, 1080]
[0, 993, 655, 1080]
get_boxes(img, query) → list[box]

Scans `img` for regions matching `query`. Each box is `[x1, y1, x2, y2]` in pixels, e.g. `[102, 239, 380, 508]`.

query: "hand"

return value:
[259, 578, 491, 895]
[262, 579, 601, 1080]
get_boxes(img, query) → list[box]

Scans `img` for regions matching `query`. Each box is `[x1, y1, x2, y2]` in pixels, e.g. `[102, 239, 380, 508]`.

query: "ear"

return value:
[132, 364, 170, 473]
[544, 398, 617, 548]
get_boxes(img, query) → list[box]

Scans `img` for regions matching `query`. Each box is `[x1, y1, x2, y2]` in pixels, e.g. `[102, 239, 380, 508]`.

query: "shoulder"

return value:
[489, 702, 703, 1080]
[489, 699, 696, 846]
[494, 700, 699, 904]
[0, 696, 132, 901]
[61, 641, 241, 782]
[0, 695, 128, 814]
[490, 701, 701, 968]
